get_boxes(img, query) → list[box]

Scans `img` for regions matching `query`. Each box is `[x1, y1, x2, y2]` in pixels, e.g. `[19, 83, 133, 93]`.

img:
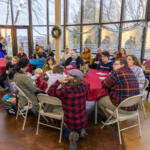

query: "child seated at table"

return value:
[97, 51, 112, 71]
[29, 52, 45, 69]
[31, 68, 43, 85]
[48, 69, 90, 150]
[16, 47, 27, 59]
[43, 56, 55, 73]
[0, 56, 19, 90]
[36, 65, 65, 92]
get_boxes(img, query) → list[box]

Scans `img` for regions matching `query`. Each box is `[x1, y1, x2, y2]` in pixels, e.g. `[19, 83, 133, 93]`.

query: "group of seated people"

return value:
[0, 44, 148, 150]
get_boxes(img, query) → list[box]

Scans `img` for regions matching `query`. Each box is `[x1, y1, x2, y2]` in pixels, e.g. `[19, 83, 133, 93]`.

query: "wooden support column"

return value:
[55, 0, 61, 63]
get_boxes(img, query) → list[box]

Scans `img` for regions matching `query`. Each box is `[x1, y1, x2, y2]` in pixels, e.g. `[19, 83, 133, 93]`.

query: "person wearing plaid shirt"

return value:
[47, 69, 90, 150]
[98, 58, 140, 118]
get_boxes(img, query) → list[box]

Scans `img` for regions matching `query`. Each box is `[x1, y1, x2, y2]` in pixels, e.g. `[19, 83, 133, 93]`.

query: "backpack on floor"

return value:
[1, 93, 18, 115]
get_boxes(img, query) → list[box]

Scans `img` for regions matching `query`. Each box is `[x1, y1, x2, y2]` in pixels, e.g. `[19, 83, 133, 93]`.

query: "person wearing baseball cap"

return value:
[48, 69, 90, 150]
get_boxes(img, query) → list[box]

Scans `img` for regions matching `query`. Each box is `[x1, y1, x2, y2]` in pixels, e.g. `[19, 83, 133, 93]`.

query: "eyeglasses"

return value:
[113, 63, 121, 66]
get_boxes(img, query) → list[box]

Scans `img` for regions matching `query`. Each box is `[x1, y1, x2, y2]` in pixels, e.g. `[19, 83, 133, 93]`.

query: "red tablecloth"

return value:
[144, 60, 150, 69]
[0, 58, 7, 75]
[82, 69, 109, 101]
[36, 69, 109, 102]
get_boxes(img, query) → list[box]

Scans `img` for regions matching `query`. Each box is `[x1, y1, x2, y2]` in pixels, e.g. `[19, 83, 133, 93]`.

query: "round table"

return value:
[82, 69, 109, 124]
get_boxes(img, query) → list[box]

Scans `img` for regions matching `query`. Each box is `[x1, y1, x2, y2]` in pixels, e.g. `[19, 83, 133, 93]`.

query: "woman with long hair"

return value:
[127, 55, 145, 92]
[43, 56, 55, 73]
[118, 48, 127, 59]
[80, 47, 92, 64]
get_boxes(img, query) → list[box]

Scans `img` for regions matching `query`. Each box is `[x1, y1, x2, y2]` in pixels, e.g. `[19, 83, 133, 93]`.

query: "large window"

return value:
[83, 0, 100, 24]
[49, 0, 55, 25]
[145, 22, 150, 59]
[121, 23, 143, 57]
[33, 27, 47, 49]
[13, 0, 29, 25]
[66, 26, 80, 52]
[123, 0, 147, 21]
[67, 0, 81, 24]
[82, 26, 99, 53]
[102, 0, 121, 23]
[101, 24, 119, 54]
[32, 0, 47, 25]
[0, 0, 12, 25]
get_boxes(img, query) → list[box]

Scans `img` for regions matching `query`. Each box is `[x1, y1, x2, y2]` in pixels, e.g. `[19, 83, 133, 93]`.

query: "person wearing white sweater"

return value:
[127, 55, 145, 92]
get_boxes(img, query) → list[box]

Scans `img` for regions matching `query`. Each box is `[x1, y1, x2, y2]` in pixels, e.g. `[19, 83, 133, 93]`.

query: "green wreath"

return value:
[51, 26, 62, 39]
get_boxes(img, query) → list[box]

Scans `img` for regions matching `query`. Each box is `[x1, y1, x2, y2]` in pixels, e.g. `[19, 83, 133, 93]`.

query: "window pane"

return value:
[0, 28, 13, 56]
[145, 22, 150, 59]
[67, 0, 81, 24]
[66, 26, 80, 52]
[0, 0, 12, 25]
[123, 0, 147, 21]
[61, 0, 64, 25]
[13, 0, 29, 25]
[49, 27, 55, 50]
[17, 29, 29, 56]
[121, 23, 143, 58]
[33, 27, 47, 49]
[32, 0, 46, 25]
[82, 26, 99, 53]
[102, 0, 121, 22]
[101, 24, 119, 54]
[49, 0, 55, 25]
[83, 0, 100, 24]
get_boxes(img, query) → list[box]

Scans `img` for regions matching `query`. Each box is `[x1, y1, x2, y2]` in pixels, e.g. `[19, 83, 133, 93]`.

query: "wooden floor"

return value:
[0, 92, 126, 150]
[122, 97, 150, 150]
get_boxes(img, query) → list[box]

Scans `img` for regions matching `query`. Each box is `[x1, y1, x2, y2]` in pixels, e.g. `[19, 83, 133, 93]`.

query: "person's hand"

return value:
[66, 65, 72, 69]
[6, 70, 9, 74]
[58, 77, 68, 83]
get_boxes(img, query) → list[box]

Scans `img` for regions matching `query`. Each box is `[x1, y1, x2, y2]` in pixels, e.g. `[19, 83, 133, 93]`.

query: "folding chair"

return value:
[141, 79, 149, 118]
[101, 95, 143, 144]
[15, 83, 33, 131]
[36, 94, 64, 143]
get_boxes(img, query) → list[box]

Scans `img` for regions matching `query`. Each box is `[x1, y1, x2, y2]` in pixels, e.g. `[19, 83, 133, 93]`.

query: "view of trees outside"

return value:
[0, 0, 149, 58]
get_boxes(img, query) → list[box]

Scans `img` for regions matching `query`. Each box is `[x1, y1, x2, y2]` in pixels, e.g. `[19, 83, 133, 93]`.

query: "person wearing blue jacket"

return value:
[30, 52, 45, 69]
[0, 43, 6, 58]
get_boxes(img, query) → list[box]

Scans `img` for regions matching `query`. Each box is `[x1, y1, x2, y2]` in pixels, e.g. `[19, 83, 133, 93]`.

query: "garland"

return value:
[51, 26, 62, 39]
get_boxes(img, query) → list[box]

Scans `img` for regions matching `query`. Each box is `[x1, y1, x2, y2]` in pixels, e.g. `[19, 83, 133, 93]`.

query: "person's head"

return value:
[35, 44, 39, 50]
[118, 48, 126, 57]
[71, 49, 77, 59]
[15, 57, 29, 73]
[113, 58, 128, 71]
[19, 47, 24, 55]
[113, 51, 118, 58]
[64, 48, 69, 54]
[53, 65, 64, 74]
[38, 46, 44, 53]
[45, 56, 55, 66]
[127, 55, 141, 67]
[97, 48, 102, 54]
[34, 68, 43, 75]
[36, 52, 43, 59]
[66, 69, 84, 87]
[101, 51, 110, 64]
[84, 47, 90, 53]
[11, 56, 19, 65]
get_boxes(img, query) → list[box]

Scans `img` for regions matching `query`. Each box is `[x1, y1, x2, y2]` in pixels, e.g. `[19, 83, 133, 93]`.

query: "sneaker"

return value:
[69, 132, 79, 150]
[80, 128, 88, 138]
